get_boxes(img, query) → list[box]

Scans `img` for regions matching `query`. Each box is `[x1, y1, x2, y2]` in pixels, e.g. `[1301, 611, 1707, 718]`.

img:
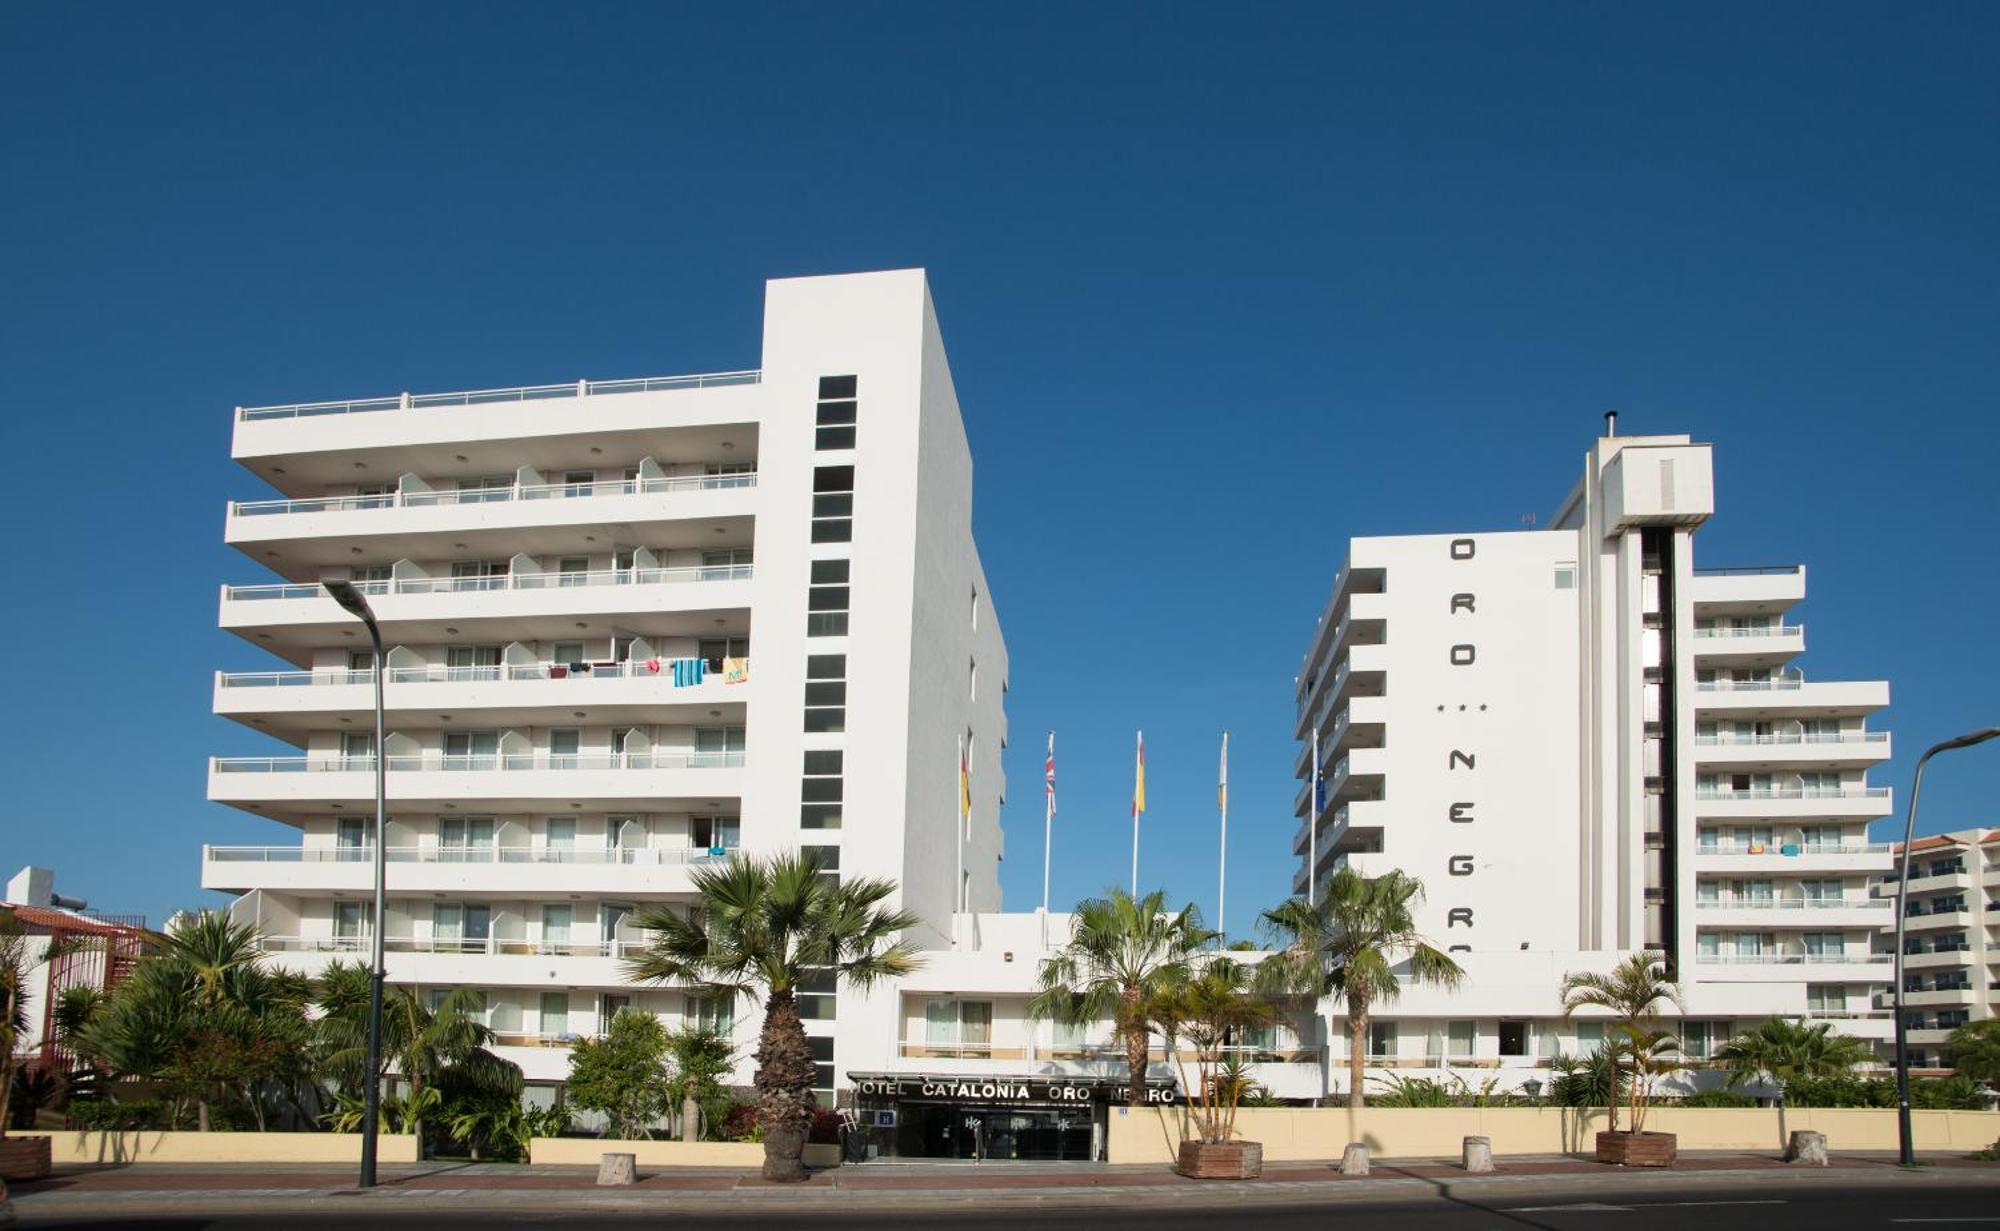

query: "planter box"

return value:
[1175, 1139, 1263, 1180]
[0, 1135, 52, 1181]
[1595, 1130, 1677, 1167]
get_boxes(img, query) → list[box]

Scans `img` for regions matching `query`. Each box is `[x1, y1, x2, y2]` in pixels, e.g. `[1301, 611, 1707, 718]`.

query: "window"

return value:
[1368, 1020, 1395, 1058]
[1554, 566, 1576, 589]
[810, 1035, 836, 1106]
[562, 470, 596, 497]
[557, 556, 590, 586]
[695, 726, 745, 757]
[1682, 1021, 1718, 1059]
[811, 466, 854, 543]
[341, 732, 375, 764]
[802, 749, 844, 829]
[1446, 1020, 1475, 1059]
[701, 547, 753, 580]
[336, 817, 366, 852]
[802, 844, 840, 885]
[698, 636, 749, 672]
[807, 557, 850, 636]
[444, 731, 499, 767]
[815, 399, 857, 451]
[693, 994, 734, 1035]
[445, 645, 503, 675]
[599, 994, 632, 1027]
[704, 461, 756, 489]
[539, 992, 570, 1039]
[924, 998, 991, 1050]
[1807, 985, 1848, 1014]
[691, 815, 740, 852]
[450, 560, 509, 590]
[1575, 1021, 1604, 1055]
[553, 640, 585, 666]
[1238, 1021, 1278, 1053]
[438, 816, 495, 859]
[544, 817, 576, 859]
[333, 901, 365, 940]
[803, 652, 847, 743]
[798, 969, 838, 1021]
[818, 375, 858, 399]
[1499, 1021, 1528, 1057]
[1802, 932, 1844, 958]
[541, 904, 573, 951]
[548, 729, 580, 768]
[433, 902, 491, 952]
[459, 475, 513, 503]
[350, 563, 393, 585]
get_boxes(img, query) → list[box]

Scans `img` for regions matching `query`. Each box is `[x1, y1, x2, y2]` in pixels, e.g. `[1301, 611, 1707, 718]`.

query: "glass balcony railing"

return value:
[204, 843, 722, 866]
[218, 658, 746, 688]
[212, 752, 745, 773]
[1693, 731, 1887, 747]
[232, 472, 757, 517]
[1692, 624, 1804, 639]
[237, 369, 760, 421]
[225, 564, 751, 602]
[1694, 953, 1890, 965]
[1693, 786, 1891, 801]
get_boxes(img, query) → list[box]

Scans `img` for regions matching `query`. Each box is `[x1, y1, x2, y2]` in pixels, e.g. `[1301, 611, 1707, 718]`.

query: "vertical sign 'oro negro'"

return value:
[1447, 537, 1476, 953]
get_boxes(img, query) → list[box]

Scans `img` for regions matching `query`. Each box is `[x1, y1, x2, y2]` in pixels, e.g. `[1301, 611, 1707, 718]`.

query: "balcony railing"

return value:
[1693, 954, 1890, 965]
[237, 369, 761, 422]
[1693, 899, 1886, 911]
[1693, 732, 1887, 747]
[260, 935, 648, 959]
[205, 843, 720, 866]
[1694, 786, 1891, 801]
[1694, 565, 1802, 577]
[218, 658, 746, 688]
[1696, 678, 1805, 693]
[1692, 624, 1804, 639]
[491, 1033, 583, 1050]
[232, 472, 758, 517]
[1696, 843, 1893, 855]
[225, 564, 752, 602]
[212, 752, 745, 773]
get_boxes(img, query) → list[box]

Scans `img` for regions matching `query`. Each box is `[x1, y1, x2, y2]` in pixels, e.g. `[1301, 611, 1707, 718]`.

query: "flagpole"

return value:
[954, 732, 965, 949]
[1308, 724, 1321, 905]
[1218, 731, 1229, 944]
[1041, 731, 1054, 915]
[1130, 730, 1144, 897]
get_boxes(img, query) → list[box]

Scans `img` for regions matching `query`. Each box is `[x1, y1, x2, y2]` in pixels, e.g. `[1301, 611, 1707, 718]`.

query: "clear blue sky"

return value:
[2, 4, 1995, 935]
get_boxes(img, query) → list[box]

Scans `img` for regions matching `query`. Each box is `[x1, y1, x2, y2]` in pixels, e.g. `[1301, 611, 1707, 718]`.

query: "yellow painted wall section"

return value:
[1106, 1107, 2000, 1165]
[18, 1131, 419, 1165]
[528, 1137, 842, 1168]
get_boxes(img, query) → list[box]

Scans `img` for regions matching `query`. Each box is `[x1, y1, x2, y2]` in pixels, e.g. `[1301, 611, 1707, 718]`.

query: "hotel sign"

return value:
[850, 1075, 1178, 1105]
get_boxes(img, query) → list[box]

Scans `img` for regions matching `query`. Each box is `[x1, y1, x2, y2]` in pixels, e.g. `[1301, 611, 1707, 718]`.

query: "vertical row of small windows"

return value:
[816, 374, 857, 451]
[811, 465, 854, 543]
[803, 654, 847, 736]
[801, 746, 843, 829]
[807, 559, 850, 637]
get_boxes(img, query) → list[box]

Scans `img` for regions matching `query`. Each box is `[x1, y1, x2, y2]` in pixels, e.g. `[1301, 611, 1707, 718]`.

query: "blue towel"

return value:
[672, 657, 706, 687]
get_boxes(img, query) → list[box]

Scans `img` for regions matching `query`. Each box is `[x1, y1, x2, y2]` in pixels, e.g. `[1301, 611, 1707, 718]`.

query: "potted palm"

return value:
[1712, 1016, 1874, 1150]
[1148, 957, 1278, 1178]
[623, 851, 920, 1182]
[1259, 869, 1463, 1111]
[1559, 952, 1683, 1166]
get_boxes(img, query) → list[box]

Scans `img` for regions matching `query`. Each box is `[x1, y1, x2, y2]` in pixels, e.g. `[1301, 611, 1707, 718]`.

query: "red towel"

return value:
[646, 658, 661, 674]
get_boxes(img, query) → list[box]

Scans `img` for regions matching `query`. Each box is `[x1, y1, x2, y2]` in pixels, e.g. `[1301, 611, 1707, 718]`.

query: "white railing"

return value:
[231, 472, 758, 517]
[1696, 677, 1805, 693]
[1693, 898, 1886, 910]
[260, 935, 649, 959]
[211, 752, 745, 773]
[1696, 842, 1893, 855]
[1694, 954, 1890, 965]
[204, 843, 718, 866]
[1694, 786, 1891, 800]
[237, 370, 761, 421]
[1693, 731, 1887, 747]
[224, 564, 751, 602]
[1692, 624, 1804, 640]
[218, 658, 743, 688]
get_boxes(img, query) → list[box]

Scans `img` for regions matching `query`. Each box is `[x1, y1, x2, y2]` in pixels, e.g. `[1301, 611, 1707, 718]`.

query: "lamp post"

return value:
[324, 580, 388, 1188]
[1891, 726, 2000, 1168]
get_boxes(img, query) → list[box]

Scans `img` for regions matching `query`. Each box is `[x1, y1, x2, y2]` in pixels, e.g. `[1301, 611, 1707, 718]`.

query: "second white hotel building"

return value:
[203, 269, 1325, 1159]
[1292, 425, 1897, 1089]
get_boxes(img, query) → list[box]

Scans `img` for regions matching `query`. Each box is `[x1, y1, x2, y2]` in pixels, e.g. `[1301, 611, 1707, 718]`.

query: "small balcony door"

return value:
[443, 731, 499, 769]
[543, 818, 576, 861]
[541, 904, 573, 953]
[336, 817, 367, 858]
[434, 902, 491, 953]
[333, 900, 366, 944]
[548, 729, 581, 769]
[439, 816, 495, 862]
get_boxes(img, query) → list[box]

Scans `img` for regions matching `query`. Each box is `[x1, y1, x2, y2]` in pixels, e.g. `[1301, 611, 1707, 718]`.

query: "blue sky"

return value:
[2, 4, 1995, 935]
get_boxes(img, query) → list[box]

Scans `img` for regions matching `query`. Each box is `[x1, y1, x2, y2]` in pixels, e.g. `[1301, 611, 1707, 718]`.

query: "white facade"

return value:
[205, 269, 1009, 1100]
[1290, 427, 1897, 1096]
[1880, 829, 2000, 1067]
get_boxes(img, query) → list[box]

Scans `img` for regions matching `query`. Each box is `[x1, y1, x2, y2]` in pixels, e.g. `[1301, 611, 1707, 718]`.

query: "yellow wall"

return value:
[1107, 1107, 2000, 1165]
[528, 1137, 842, 1168]
[18, 1131, 419, 1165]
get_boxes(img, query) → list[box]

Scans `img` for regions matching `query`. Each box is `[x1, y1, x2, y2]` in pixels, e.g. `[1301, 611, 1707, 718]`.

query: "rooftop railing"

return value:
[237, 370, 761, 422]
[211, 751, 745, 773]
[231, 472, 757, 517]
[224, 563, 751, 602]
[1693, 565, 1803, 577]
[218, 658, 745, 688]
[204, 843, 719, 866]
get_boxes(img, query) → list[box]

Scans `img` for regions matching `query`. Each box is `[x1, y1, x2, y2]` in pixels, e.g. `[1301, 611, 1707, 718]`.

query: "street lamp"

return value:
[324, 580, 388, 1189]
[1891, 726, 2000, 1168]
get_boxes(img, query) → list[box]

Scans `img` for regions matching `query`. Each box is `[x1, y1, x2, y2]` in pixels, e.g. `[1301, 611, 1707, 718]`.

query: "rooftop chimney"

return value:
[1604, 410, 1618, 437]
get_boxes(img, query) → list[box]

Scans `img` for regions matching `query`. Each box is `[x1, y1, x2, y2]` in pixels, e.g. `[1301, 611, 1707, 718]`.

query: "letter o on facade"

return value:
[1450, 644, 1476, 666]
[1448, 855, 1474, 877]
[1450, 538, 1476, 560]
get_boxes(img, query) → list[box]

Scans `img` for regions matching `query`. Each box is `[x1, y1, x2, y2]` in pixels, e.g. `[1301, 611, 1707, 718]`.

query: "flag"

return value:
[1311, 725, 1325, 817]
[960, 741, 971, 819]
[1132, 731, 1146, 819]
[1045, 731, 1056, 815]
[1218, 731, 1229, 814]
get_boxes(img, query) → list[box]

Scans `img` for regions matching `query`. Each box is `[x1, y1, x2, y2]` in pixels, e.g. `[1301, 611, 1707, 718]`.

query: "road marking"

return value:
[1890, 1220, 2000, 1224]
[1505, 1204, 1635, 1212]
[1644, 1200, 1788, 1208]
[1506, 1200, 1786, 1213]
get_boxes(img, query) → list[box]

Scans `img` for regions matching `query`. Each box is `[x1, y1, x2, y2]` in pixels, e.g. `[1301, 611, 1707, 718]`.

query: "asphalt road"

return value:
[16, 1178, 2000, 1231]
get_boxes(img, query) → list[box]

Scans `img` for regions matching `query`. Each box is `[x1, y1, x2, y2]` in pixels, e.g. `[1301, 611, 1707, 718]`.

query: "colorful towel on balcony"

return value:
[672, 657, 706, 687]
[723, 657, 749, 685]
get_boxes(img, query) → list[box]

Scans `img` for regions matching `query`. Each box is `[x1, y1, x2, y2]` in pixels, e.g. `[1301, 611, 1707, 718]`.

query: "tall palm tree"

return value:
[1713, 1014, 1873, 1145]
[1558, 952, 1682, 1132]
[623, 851, 921, 1182]
[315, 961, 520, 1152]
[1258, 868, 1463, 1110]
[1028, 888, 1212, 1110]
[1945, 1018, 2000, 1090]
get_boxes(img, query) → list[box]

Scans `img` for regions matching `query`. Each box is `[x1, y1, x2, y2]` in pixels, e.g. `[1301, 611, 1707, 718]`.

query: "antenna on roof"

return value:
[1522, 514, 1538, 529]
[1604, 410, 1618, 437]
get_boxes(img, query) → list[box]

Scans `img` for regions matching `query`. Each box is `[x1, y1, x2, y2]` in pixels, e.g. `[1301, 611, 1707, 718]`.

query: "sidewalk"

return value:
[10, 1151, 2000, 1218]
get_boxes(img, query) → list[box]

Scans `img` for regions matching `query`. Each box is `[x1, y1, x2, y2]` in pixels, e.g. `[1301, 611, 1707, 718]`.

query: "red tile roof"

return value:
[0, 903, 148, 938]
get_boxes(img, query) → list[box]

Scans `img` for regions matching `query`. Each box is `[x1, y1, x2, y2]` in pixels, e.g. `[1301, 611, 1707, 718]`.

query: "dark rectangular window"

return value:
[808, 586, 850, 611]
[803, 708, 845, 733]
[810, 559, 849, 584]
[804, 681, 846, 706]
[810, 520, 852, 544]
[813, 493, 853, 518]
[801, 779, 843, 804]
[815, 425, 856, 451]
[813, 465, 855, 493]
[806, 654, 847, 679]
[818, 375, 858, 399]
[803, 749, 843, 775]
[806, 612, 850, 636]
[815, 401, 857, 426]
[801, 803, 843, 829]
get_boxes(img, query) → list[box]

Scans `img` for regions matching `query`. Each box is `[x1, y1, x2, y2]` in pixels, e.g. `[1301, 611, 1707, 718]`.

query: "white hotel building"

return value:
[202, 269, 1321, 1159]
[1880, 829, 2000, 1070]
[1290, 424, 1897, 1093]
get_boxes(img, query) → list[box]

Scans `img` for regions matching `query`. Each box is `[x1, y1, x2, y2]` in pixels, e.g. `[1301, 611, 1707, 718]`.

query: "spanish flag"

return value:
[960, 741, 971, 820]
[1132, 730, 1146, 820]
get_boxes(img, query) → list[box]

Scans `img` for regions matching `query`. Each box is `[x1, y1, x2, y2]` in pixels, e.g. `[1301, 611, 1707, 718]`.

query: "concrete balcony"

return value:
[1689, 623, 1806, 667]
[1876, 987, 1977, 1010]
[1873, 870, 1972, 898]
[215, 660, 750, 740]
[1294, 697, 1389, 779]
[259, 934, 652, 990]
[1691, 898, 1891, 928]
[219, 566, 752, 663]
[1292, 746, 1388, 818]
[1293, 592, 1388, 739]
[1900, 908, 1975, 932]
[1693, 678, 1889, 718]
[1690, 953, 1891, 982]
[202, 843, 719, 897]
[1690, 731, 1891, 770]
[1301, 643, 1390, 743]
[232, 371, 763, 480]
[207, 753, 747, 820]
[1689, 566, 1805, 613]
[1900, 949, 1973, 970]
[1691, 843, 1894, 875]
[228, 474, 758, 570]
[1692, 787, 1893, 821]
[1907, 1027, 1959, 1047]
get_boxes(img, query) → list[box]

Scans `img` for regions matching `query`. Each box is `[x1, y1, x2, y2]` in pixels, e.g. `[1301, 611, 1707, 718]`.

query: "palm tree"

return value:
[1143, 956, 1278, 1144]
[1258, 869, 1464, 1110]
[1945, 1018, 2000, 1090]
[1713, 1015, 1873, 1146]
[1558, 952, 1682, 1133]
[623, 851, 921, 1182]
[315, 961, 520, 1152]
[1028, 888, 1211, 1110]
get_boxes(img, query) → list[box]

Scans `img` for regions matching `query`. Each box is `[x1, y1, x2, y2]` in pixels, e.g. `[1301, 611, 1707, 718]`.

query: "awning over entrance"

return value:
[846, 1071, 1179, 1105]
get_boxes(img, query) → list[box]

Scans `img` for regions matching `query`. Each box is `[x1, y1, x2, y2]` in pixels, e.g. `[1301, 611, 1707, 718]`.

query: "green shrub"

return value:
[1678, 1088, 1758, 1108]
[70, 1098, 175, 1131]
[1910, 1074, 1986, 1110]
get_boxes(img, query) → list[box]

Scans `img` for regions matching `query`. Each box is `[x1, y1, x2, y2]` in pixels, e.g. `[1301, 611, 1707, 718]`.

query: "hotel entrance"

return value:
[848, 1072, 1178, 1162]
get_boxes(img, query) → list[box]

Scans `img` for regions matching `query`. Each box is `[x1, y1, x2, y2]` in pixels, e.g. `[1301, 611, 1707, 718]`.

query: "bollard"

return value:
[1783, 1130, 1828, 1166]
[1340, 1142, 1370, 1175]
[1462, 1135, 1495, 1173]
[597, 1152, 637, 1186]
